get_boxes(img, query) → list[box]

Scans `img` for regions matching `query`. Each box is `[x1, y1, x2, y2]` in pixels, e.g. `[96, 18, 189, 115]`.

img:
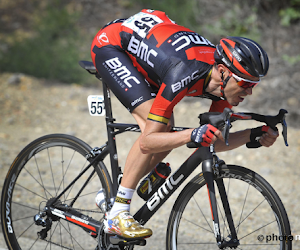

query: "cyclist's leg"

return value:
[104, 100, 174, 239]
[132, 101, 175, 175]
[104, 100, 173, 238]
[122, 100, 174, 188]
[92, 39, 172, 239]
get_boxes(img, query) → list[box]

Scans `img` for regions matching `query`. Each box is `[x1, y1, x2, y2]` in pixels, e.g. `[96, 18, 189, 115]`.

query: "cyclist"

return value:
[91, 9, 278, 240]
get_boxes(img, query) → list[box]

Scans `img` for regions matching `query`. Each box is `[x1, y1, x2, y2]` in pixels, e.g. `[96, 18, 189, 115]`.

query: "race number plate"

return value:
[87, 95, 105, 116]
[122, 11, 163, 38]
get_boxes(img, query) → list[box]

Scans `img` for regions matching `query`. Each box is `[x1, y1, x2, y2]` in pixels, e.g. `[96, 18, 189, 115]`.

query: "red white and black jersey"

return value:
[91, 9, 232, 125]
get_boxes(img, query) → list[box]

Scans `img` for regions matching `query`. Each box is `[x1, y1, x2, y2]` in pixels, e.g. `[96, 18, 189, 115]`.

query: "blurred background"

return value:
[0, 0, 300, 249]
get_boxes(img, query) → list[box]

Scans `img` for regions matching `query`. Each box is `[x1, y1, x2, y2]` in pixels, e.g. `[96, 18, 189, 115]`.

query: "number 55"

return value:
[87, 95, 106, 116]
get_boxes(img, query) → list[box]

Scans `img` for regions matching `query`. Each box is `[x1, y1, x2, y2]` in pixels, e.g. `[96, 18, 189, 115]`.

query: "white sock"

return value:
[108, 185, 135, 219]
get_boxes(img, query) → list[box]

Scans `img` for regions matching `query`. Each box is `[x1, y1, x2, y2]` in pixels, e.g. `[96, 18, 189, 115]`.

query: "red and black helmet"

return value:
[214, 37, 269, 79]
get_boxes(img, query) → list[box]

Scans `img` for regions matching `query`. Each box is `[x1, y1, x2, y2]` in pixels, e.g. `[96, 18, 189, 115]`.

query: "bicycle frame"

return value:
[46, 72, 238, 247]
[107, 73, 237, 245]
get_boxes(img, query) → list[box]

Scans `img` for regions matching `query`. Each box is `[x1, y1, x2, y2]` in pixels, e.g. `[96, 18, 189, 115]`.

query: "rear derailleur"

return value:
[33, 198, 62, 239]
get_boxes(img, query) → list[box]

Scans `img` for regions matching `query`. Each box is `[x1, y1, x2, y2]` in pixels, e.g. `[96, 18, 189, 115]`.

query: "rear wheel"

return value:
[1, 134, 111, 250]
[166, 164, 292, 250]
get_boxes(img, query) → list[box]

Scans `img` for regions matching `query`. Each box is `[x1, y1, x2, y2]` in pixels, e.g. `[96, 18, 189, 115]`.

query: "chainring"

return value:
[97, 220, 134, 250]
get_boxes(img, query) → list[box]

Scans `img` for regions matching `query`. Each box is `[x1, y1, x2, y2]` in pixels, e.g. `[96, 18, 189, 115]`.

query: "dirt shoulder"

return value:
[0, 74, 300, 249]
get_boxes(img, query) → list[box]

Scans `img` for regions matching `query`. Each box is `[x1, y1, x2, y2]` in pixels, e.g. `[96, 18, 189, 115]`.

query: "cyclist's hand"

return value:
[191, 124, 222, 147]
[259, 126, 279, 147]
[247, 125, 279, 148]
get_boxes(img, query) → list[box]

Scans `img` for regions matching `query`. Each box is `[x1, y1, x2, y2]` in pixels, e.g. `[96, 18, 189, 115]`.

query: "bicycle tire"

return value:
[1, 134, 112, 250]
[166, 164, 292, 250]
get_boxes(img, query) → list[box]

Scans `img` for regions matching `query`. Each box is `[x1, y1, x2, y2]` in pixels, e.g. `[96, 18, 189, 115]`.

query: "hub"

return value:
[218, 237, 239, 249]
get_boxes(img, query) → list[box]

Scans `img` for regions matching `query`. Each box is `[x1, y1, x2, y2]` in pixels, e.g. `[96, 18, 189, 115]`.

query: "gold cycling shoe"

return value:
[104, 211, 152, 239]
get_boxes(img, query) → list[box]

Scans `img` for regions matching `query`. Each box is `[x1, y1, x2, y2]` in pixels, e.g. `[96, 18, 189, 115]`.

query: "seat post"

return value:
[100, 77, 114, 123]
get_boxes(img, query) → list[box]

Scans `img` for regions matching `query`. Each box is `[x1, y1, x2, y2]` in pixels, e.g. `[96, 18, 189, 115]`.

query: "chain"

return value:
[56, 204, 103, 214]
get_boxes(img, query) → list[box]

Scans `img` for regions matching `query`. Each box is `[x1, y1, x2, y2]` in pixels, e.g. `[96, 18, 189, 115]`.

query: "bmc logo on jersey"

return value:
[105, 57, 140, 88]
[171, 70, 200, 93]
[172, 33, 214, 51]
[127, 36, 158, 68]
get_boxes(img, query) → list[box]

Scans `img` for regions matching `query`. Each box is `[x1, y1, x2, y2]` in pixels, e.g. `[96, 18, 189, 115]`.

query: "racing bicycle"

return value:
[1, 60, 292, 250]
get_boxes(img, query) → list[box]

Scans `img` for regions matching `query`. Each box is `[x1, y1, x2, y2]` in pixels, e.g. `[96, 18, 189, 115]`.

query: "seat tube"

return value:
[102, 80, 120, 195]
[202, 159, 222, 244]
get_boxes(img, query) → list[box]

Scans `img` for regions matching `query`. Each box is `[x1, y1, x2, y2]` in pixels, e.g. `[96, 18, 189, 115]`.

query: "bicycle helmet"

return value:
[214, 37, 269, 79]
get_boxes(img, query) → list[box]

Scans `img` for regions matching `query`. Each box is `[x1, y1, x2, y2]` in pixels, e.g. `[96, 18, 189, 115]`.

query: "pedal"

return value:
[109, 235, 147, 246]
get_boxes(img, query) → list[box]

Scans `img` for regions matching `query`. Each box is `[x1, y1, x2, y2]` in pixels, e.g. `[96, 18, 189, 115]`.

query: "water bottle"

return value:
[137, 162, 171, 201]
[95, 188, 106, 213]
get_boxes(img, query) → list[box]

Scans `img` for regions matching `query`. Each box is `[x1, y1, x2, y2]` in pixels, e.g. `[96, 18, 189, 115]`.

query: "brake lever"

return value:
[265, 109, 288, 147]
[281, 113, 288, 146]
[222, 119, 231, 146]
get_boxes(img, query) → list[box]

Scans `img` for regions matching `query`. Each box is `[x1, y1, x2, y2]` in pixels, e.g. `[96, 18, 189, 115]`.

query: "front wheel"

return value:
[1, 134, 112, 250]
[166, 164, 292, 250]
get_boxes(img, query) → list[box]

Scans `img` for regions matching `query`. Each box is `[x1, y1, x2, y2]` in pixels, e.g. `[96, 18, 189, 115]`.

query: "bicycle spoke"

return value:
[48, 221, 60, 249]
[236, 198, 266, 230]
[22, 167, 53, 198]
[239, 220, 276, 241]
[28, 236, 40, 250]
[60, 221, 63, 249]
[56, 148, 76, 202]
[237, 183, 250, 235]
[34, 155, 49, 200]
[12, 214, 37, 222]
[192, 195, 213, 233]
[61, 146, 66, 201]
[67, 220, 76, 249]
[12, 201, 39, 211]
[181, 217, 213, 234]
[64, 190, 98, 203]
[17, 220, 36, 239]
[59, 221, 86, 250]
[47, 148, 57, 195]
[15, 182, 48, 200]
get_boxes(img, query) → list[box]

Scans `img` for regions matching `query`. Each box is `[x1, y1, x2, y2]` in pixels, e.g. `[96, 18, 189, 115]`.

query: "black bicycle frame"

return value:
[49, 75, 238, 246]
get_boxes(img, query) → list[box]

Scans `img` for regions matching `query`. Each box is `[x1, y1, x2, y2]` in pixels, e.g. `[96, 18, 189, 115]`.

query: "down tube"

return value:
[134, 147, 213, 225]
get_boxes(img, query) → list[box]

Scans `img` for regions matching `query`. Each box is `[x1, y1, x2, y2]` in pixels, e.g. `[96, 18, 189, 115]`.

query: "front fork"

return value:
[202, 152, 239, 248]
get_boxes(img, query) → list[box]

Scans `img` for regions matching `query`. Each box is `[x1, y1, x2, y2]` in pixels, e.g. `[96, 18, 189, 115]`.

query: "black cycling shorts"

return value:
[92, 45, 157, 113]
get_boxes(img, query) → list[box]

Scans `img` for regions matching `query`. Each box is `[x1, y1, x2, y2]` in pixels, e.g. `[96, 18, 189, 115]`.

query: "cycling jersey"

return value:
[91, 9, 232, 125]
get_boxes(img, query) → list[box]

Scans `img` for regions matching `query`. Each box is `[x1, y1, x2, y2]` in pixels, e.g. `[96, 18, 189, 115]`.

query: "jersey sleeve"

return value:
[209, 99, 232, 113]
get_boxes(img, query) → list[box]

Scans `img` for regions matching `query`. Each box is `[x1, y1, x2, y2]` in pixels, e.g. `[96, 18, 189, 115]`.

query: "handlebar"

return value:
[187, 108, 288, 148]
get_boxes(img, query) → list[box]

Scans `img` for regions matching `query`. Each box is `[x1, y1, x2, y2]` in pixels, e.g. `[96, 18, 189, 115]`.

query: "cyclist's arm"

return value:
[140, 120, 193, 154]
[214, 127, 279, 152]
[140, 119, 225, 154]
